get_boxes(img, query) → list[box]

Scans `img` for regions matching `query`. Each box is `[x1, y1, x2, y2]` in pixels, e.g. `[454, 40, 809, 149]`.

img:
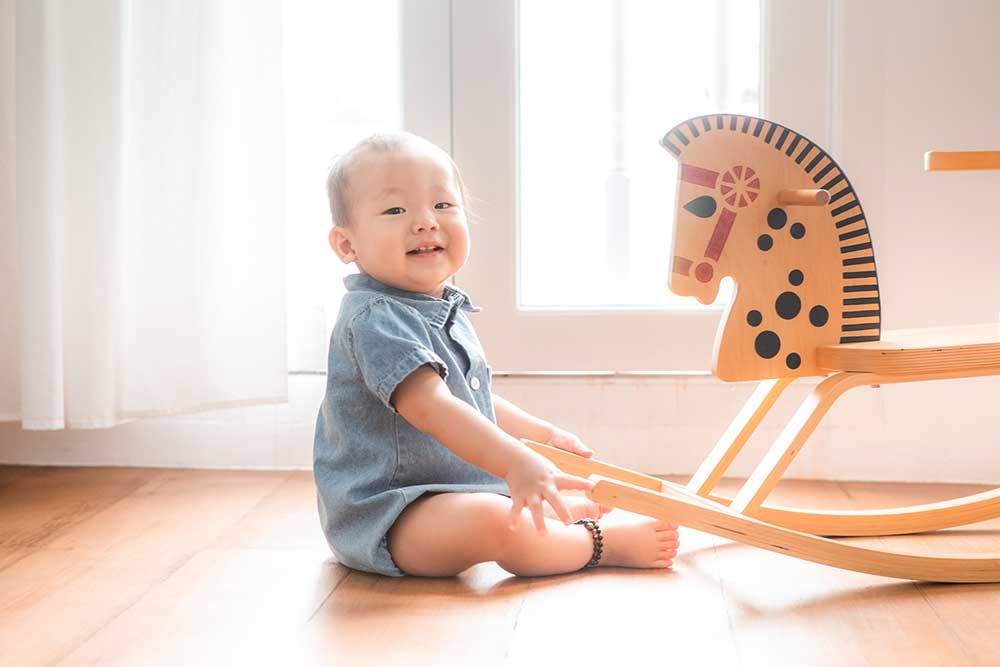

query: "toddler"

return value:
[313, 132, 679, 577]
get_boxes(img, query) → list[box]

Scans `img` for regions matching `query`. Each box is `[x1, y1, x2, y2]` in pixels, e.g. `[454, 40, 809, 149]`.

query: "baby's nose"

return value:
[413, 211, 440, 231]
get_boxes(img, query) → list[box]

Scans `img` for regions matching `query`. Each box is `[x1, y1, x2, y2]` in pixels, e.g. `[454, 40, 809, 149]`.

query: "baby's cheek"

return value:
[451, 232, 471, 263]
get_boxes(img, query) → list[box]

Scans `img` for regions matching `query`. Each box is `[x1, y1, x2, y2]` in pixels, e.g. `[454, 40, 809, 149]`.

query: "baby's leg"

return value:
[387, 492, 679, 578]
[386, 492, 518, 577]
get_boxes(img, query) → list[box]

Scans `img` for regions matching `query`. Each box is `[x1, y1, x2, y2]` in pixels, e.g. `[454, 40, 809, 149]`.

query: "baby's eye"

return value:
[434, 202, 453, 210]
[382, 206, 405, 215]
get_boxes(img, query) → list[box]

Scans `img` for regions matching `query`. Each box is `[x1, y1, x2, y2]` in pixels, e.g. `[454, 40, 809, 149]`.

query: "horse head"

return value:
[661, 115, 881, 381]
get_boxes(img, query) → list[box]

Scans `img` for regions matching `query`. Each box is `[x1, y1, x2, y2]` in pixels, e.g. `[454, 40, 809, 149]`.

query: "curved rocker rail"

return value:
[589, 475, 1000, 584]
[700, 488, 1000, 537]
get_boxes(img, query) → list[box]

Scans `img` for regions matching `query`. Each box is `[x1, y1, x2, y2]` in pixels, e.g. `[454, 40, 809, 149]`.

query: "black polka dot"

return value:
[757, 234, 773, 251]
[789, 269, 804, 286]
[786, 353, 802, 370]
[754, 331, 781, 359]
[775, 291, 802, 319]
[790, 222, 806, 239]
[746, 310, 762, 327]
[809, 305, 829, 327]
[767, 208, 787, 230]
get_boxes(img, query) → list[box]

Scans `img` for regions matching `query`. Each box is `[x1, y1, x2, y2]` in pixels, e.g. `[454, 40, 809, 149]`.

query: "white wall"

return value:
[2, 1, 999, 482]
[2, 372, 999, 484]
[829, 0, 1000, 330]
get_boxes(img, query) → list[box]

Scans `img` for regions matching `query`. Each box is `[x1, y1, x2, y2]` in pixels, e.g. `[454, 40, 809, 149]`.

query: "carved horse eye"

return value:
[683, 195, 717, 218]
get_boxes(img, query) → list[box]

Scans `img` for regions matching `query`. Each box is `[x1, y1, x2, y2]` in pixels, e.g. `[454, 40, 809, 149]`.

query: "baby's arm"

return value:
[392, 366, 592, 531]
[492, 394, 594, 458]
[491, 394, 552, 443]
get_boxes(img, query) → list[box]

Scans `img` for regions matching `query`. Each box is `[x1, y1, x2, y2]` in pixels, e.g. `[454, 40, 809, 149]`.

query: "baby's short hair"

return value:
[325, 132, 467, 228]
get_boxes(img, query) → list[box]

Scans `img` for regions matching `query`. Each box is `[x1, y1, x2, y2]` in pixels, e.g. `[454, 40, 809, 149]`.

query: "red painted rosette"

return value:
[719, 165, 760, 208]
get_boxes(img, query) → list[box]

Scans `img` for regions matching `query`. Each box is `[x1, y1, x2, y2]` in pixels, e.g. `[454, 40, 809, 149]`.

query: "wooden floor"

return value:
[1, 466, 998, 666]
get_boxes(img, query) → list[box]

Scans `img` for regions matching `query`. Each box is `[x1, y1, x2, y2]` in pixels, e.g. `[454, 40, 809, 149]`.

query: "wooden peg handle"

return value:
[777, 189, 830, 206]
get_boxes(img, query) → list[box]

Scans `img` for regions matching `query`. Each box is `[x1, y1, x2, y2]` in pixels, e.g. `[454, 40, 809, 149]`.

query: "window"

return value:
[518, 0, 759, 308]
[452, 0, 776, 371]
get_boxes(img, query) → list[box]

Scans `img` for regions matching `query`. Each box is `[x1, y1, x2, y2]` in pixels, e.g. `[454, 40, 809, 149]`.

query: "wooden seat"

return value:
[818, 323, 1000, 373]
[527, 114, 1000, 583]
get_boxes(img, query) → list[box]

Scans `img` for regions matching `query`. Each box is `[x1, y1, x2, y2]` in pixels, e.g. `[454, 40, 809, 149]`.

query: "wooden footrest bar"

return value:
[523, 439, 1000, 582]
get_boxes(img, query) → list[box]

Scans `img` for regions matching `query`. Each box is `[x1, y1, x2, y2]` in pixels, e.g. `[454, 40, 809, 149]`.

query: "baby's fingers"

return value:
[508, 498, 525, 529]
[543, 488, 573, 525]
[554, 473, 595, 493]
[528, 498, 547, 534]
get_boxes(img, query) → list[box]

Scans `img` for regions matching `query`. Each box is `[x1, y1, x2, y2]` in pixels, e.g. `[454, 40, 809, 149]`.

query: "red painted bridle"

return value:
[672, 163, 759, 284]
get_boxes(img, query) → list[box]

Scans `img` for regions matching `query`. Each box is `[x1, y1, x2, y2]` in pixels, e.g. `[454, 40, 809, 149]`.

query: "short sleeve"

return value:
[347, 298, 448, 411]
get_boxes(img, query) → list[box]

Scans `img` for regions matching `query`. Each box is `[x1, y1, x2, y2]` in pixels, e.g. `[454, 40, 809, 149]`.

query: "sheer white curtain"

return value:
[2, 0, 287, 429]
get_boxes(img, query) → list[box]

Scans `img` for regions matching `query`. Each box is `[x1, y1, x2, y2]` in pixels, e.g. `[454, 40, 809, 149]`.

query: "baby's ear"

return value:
[329, 226, 357, 264]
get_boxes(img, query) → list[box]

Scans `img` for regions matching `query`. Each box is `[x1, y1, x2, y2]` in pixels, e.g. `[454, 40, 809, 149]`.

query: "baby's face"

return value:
[334, 145, 470, 297]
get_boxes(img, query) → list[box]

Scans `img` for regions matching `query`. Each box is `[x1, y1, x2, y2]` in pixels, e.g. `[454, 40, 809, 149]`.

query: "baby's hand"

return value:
[547, 427, 594, 458]
[505, 450, 594, 533]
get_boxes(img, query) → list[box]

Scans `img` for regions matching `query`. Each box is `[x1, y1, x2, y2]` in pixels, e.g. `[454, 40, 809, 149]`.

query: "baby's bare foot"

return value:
[597, 513, 679, 569]
[543, 495, 614, 522]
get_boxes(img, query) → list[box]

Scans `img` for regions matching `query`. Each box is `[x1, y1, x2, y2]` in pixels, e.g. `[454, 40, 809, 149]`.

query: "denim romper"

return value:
[314, 273, 510, 576]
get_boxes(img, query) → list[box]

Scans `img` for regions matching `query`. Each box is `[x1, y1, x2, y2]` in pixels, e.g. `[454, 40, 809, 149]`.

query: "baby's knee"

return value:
[459, 493, 534, 558]
[486, 496, 560, 558]
[471, 493, 521, 548]
[389, 492, 515, 575]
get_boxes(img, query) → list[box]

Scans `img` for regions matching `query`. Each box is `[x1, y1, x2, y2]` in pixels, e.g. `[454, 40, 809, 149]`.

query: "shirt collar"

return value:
[344, 273, 481, 328]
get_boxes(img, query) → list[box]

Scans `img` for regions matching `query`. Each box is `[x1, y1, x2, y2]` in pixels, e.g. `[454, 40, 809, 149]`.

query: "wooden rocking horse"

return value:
[524, 115, 1000, 583]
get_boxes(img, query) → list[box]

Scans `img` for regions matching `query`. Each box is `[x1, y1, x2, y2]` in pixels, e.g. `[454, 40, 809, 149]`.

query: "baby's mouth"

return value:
[406, 245, 445, 256]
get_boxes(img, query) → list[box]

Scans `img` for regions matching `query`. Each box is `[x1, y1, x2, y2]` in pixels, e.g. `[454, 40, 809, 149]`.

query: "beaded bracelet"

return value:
[574, 517, 603, 568]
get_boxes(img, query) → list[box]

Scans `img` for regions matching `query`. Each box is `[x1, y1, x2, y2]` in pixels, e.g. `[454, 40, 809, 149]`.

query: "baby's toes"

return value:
[660, 538, 678, 549]
[657, 533, 680, 545]
[655, 525, 679, 535]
